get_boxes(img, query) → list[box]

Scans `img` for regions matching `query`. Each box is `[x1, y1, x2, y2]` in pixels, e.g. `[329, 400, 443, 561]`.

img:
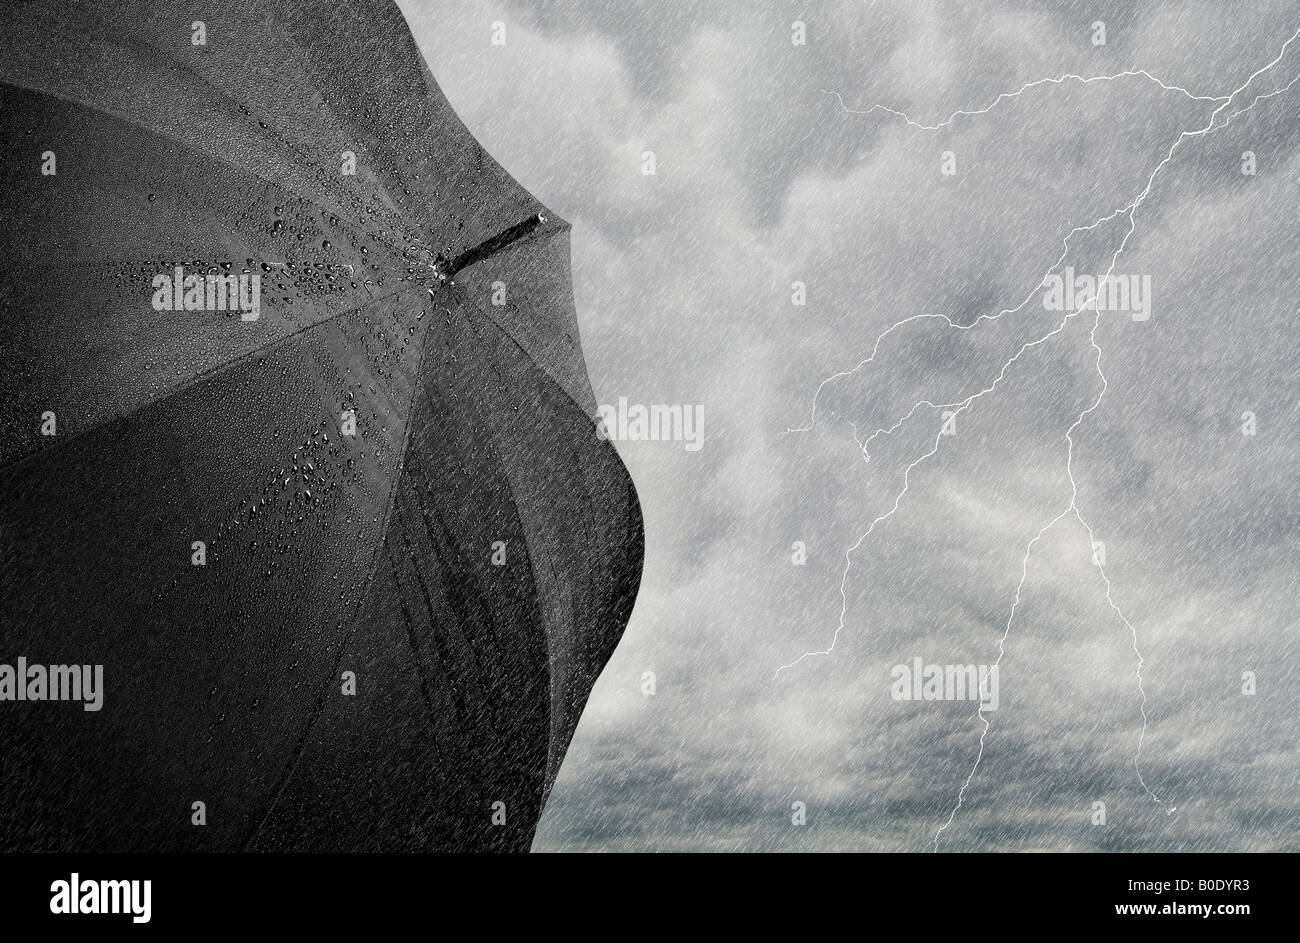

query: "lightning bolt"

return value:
[822, 69, 1226, 132]
[773, 27, 1300, 848]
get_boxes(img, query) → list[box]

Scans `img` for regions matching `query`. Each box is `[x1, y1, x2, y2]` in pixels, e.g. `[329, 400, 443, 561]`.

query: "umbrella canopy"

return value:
[0, 0, 643, 851]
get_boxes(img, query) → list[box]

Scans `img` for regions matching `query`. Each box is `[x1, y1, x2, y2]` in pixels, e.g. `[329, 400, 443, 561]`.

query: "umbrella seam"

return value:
[239, 273, 446, 851]
[0, 284, 425, 474]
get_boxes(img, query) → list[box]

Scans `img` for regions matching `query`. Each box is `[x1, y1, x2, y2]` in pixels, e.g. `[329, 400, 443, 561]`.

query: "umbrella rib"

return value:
[456, 240, 600, 418]
[453, 301, 581, 795]
[240, 268, 452, 852]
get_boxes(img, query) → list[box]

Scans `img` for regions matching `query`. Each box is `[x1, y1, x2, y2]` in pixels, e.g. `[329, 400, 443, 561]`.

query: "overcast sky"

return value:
[399, 0, 1299, 851]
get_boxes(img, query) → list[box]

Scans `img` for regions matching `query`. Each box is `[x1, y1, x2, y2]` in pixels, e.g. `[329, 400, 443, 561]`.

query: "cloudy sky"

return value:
[399, 0, 1298, 851]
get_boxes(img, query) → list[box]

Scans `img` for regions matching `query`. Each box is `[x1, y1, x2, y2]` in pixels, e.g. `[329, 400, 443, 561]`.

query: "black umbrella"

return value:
[0, 0, 643, 852]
